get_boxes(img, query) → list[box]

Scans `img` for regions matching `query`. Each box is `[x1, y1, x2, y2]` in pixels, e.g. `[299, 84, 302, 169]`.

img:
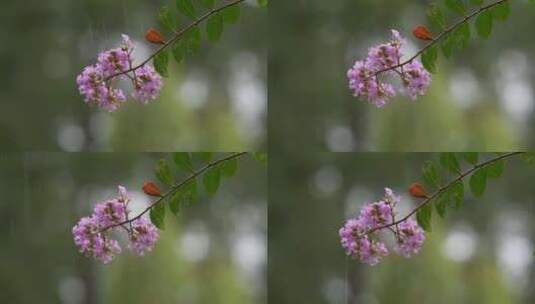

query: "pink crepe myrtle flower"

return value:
[117, 185, 130, 204]
[339, 218, 390, 265]
[384, 187, 401, 205]
[76, 65, 127, 112]
[339, 218, 364, 256]
[402, 61, 431, 100]
[93, 199, 127, 228]
[72, 185, 160, 264]
[72, 215, 122, 264]
[358, 200, 394, 229]
[76, 34, 163, 112]
[339, 188, 425, 265]
[97, 48, 130, 78]
[131, 65, 163, 103]
[347, 60, 396, 108]
[129, 217, 160, 256]
[395, 218, 425, 257]
[347, 29, 432, 107]
[358, 238, 389, 266]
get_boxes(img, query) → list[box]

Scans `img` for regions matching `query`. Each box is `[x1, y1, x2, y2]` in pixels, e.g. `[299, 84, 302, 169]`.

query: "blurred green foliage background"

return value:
[0, 152, 266, 304]
[269, 152, 535, 304]
[0, 0, 266, 151]
[270, 0, 535, 151]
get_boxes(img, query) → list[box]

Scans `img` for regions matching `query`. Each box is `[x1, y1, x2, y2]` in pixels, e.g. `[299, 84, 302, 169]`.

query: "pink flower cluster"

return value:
[347, 30, 431, 107]
[77, 35, 163, 112]
[72, 186, 159, 264]
[339, 188, 425, 265]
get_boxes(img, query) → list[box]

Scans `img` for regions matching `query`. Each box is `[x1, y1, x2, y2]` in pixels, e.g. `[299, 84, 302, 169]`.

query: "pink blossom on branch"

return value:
[129, 217, 160, 256]
[402, 61, 431, 100]
[395, 218, 425, 258]
[339, 218, 389, 266]
[92, 199, 127, 228]
[131, 65, 163, 104]
[72, 215, 122, 264]
[76, 34, 163, 112]
[347, 30, 431, 107]
[76, 64, 127, 113]
[72, 186, 159, 264]
[339, 188, 425, 265]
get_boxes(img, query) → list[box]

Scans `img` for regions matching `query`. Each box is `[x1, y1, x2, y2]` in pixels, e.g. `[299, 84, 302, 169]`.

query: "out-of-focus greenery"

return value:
[269, 152, 535, 304]
[0, 152, 266, 304]
[270, 0, 535, 151]
[0, 0, 266, 151]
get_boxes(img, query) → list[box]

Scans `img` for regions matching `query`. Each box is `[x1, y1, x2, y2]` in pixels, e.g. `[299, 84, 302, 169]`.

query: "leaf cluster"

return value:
[416, 152, 526, 232]
[149, 152, 266, 229]
[153, 0, 267, 76]
[421, 0, 511, 73]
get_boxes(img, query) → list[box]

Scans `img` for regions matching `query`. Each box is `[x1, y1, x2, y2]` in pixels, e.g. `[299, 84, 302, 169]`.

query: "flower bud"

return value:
[142, 181, 162, 197]
[145, 28, 166, 45]
[412, 25, 433, 41]
[408, 182, 428, 199]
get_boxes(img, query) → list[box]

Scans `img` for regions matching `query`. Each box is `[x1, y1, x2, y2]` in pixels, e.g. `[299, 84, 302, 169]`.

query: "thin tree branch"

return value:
[367, 0, 510, 80]
[100, 152, 248, 232]
[363, 152, 524, 236]
[104, 0, 246, 82]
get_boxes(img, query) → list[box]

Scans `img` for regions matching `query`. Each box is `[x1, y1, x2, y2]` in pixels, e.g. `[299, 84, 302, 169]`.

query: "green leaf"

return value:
[492, 2, 511, 21]
[153, 50, 169, 77]
[169, 180, 197, 215]
[252, 152, 267, 165]
[203, 166, 221, 195]
[172, 40, 185, 64]
[173, 152, 193, 172]
[521, 152, 535, 164]
[200, 0, 215, 9]
[158, 5, 176, 33]
[475, 10, 493, 39]
[150, 202, 166, 229]
[470, 0, 483, 5]
[422, 160, 440, 188]
[453, 22, 470, 51]
[257, 0, 268, 7]
[171, 27, 200, 60]
[486, 160, 504, 178]
[220, 158, 238, 177]
[176, 0, 195, 18]
[417, 203, 433, 232]
[427, 3, 446, 29]
[430, 186, 464, 219]
[155, 159, 174, 186]
[445, 0, 465, 15]
[469, 167, 487, 197]
[435, 192, 449, 218]
[440, 152, 460, 174]
[421, 46, 438, 73]
[449, 180, 464, 209]
[183, 179, 198, 203]
[462, 152, 478, 165]
[222, 5, 241, 24]
[184, 26, 201, 54]
[441, 34, 455, 59]
[441, 23, 470, 59]
[169, 191, 180, 215]
[206, 13, 224, 42]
